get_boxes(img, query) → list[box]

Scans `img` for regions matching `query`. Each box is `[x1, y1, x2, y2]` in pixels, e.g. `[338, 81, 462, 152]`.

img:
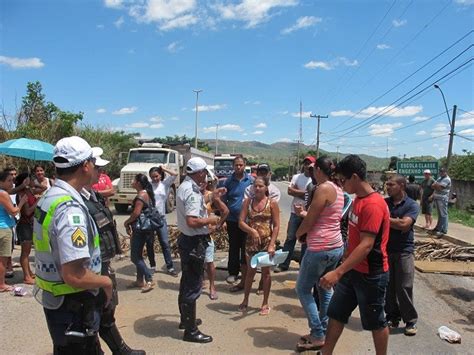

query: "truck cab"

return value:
[214, 154, 238, 179]
[110, 143, 180, 213]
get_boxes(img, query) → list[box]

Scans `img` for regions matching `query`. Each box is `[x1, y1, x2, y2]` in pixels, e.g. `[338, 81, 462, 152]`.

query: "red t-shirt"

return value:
[347, 192, 390, 274]
[92, 173, 112, 192]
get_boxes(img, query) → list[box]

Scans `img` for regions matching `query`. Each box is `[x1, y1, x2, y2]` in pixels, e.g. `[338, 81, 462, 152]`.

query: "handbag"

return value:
[133, 199, 165, 232]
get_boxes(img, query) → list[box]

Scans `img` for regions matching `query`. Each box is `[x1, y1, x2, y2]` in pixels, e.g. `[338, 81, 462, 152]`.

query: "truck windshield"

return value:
[128, 150, 168, 163]
[214, 159, 234, 169]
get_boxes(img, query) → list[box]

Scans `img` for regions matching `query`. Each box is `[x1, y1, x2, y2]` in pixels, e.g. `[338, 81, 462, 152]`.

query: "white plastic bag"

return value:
[438, 326, 461, 344]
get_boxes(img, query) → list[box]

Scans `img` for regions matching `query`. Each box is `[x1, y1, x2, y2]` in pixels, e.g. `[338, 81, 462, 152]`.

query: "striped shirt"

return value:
[306, 181, 344, 252]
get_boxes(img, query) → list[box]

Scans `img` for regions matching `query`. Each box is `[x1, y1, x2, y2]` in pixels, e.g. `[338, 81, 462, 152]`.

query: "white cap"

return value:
[186, 157, 208, 174]
[423, 169, 431, 174]
[53, 136, 109, 168]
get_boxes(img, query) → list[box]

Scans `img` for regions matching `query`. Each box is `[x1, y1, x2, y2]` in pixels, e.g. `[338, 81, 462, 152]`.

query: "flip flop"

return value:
[229, 284, 244, 293]
[259, 305, 271, 316]
[209, 291, 218, 300]
[238, 303, 248, 312]
[23, 279, 35, 285]
[0, 285, 15, 292]
[296, 337, 324, 352]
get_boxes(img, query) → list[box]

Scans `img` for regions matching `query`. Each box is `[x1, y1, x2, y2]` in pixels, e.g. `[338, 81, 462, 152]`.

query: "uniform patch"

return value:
[68, 214, 84, 226]
[71, 228, 87, 248]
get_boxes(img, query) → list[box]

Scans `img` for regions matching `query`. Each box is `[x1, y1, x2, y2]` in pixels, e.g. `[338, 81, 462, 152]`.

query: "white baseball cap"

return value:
[53, 136, 109, 168]
[186, 157, 208, 174]
[423, 169, 431, 174]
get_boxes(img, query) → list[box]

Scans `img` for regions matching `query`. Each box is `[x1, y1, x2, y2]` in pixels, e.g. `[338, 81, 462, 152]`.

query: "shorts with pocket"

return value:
[0, 228, 13, 257]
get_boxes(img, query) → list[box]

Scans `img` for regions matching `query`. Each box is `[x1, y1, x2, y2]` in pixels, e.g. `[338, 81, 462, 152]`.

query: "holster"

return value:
[64, 291, 104, 338]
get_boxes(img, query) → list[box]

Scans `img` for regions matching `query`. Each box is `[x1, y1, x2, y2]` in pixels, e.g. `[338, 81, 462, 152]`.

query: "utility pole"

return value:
[215, 123, 219, 154]
[310, 113, 328, 158]
[296, 101, 302, 169]
[193, 89, 202, 149]
[446, 105, 457, 171]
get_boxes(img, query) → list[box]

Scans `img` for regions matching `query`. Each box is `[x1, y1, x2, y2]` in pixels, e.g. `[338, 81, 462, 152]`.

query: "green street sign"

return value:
[396, 161, 439, 181]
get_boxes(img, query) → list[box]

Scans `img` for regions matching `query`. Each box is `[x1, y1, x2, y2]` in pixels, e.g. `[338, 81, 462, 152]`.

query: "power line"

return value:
[456, 134, 474, 143]
[331, 30, 473, 131]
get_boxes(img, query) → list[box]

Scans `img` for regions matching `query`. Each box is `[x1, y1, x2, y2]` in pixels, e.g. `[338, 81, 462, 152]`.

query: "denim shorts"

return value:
[205, 239, 215, 263]
[327, 270, 389, 330]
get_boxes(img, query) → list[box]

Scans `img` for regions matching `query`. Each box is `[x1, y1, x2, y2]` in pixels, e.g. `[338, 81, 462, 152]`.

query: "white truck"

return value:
[110, 142, 214, 213]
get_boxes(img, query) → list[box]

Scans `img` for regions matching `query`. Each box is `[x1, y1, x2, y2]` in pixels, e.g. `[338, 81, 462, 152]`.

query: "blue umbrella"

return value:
[0, 138, 54, 161]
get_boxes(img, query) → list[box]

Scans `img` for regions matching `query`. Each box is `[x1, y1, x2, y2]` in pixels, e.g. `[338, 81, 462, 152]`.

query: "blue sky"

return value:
[1, 0, 473, 158]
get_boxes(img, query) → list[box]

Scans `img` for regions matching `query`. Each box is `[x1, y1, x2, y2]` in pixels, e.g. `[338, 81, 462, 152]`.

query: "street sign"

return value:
[397, 161, 439, 181]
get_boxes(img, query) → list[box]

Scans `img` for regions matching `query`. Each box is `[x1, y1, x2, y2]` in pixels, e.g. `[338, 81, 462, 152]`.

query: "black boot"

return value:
[99, 324, 146, 355]
[178, 302, 202, 329]
[181, 302, 212, 343]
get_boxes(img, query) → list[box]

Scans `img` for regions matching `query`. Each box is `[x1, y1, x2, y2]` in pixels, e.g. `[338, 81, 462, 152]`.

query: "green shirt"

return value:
[421, 177, 435, 201]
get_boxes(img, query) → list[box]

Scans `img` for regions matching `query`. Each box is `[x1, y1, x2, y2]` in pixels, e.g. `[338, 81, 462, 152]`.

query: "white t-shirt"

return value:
[152, 175, 177, 215]
[290, 173, 312, 213]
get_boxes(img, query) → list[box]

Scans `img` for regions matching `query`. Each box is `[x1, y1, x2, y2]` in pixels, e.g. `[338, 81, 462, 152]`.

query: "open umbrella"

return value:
[0, 138, 54, 161]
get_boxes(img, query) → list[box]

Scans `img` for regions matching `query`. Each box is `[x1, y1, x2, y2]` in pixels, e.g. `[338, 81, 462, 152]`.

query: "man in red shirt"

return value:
[320, 155, 390, 355]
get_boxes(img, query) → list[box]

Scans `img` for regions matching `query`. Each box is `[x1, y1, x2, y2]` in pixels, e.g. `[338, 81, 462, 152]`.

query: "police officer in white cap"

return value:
[81, 148, 145, 355]
[33, 136, 113, 354]
[176, 157, 225, 343]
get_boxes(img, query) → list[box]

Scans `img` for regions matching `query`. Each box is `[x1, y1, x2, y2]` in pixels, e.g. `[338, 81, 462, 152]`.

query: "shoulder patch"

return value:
[68, 214, 84, 226]
[71, 228, 87, 248]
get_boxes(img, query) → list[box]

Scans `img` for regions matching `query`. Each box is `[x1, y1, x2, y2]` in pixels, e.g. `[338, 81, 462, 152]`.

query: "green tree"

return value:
[448, 150, 474, 180]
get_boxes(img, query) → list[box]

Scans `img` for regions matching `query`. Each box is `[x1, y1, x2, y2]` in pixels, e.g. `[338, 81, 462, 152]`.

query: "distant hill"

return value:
[203, 139, 395, 171]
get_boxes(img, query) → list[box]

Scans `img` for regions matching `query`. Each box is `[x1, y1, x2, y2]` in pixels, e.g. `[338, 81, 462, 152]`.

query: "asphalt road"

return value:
[1, 181, 473, 354]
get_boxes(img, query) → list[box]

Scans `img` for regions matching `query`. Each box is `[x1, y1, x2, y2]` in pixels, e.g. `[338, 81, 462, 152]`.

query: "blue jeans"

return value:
[434, 197, 448, 234]
[146, 219, 174, 270]
[131, 231, 153, 283]
[279, 213, 303, 270]
[296, 246, 343, 340]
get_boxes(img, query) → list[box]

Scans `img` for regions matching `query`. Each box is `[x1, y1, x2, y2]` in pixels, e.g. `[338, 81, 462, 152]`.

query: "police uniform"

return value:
[81, 188, 145, 355]
[176, 175, 212, 343]
[33, 179, 103, 354]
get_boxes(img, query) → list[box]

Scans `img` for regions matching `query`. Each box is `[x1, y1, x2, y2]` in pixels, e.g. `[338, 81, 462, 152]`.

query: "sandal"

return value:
[229, 284, 244, 293]
[141, 281, 155, 293]
[209, 290, 218, 300]
[238, 303, 248, 312]
[0, 285, 15, 292]
[296, 336, 325, 352]
[259, 305, 271, 316]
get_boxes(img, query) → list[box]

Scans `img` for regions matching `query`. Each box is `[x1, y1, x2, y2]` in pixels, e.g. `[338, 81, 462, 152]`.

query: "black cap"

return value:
[257, 163, 271, 172]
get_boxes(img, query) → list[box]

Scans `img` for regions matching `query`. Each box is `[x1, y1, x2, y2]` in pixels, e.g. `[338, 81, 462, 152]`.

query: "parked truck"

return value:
[110, 142, 214, 213]
[214, 153, 241, 179]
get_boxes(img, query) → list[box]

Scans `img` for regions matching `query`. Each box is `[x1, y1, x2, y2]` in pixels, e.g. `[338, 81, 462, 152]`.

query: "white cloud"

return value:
[150, 123, 164, 129]
[104, 0, 123, 9]
[0, 55, 44, 69]
[213, 0, 298, 28]
[457, 117, 474, 127]
[203, 123, 243, 133]
[170, 116, 180, 121]
[416, 130, 426, 136]
[278, 110, 289, 115]
[160, 14, 198, 31]
[244, 100, 261, 105]
[291, 111, 312, 118]
[252, 130, 264, 135]
[330, 105, 422, 118]
[255, 123, 267, 128]
[368, 123, 402, 137]
[126, 122, 149, 128]
[304, 57, 358, 70]
[277, 137, 291, 142]
[281, 16, 322, 35]
[149, 116, 163, 122]
[97, 24, 105, 29]
[376, 44, 390, 50]
[114, 16, 125, 28]
[112, 106, 138, 115]
[392, 19, 407, 27]
[455, 0, 474, 5]
[412, 116, 429, 122]
[431, 123, 448, 136]
[167, 41, 184, 53]
[193, 104, 227, 112]
[458, 128, 474, 135]
[96, 108, 106, 114]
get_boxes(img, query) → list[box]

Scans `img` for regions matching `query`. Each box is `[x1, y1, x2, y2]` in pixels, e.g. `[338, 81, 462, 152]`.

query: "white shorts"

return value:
[205, 239, 215, 263]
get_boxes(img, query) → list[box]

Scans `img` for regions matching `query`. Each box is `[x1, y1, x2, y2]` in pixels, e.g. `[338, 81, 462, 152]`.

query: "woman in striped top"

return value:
[294, 157, 344, 351]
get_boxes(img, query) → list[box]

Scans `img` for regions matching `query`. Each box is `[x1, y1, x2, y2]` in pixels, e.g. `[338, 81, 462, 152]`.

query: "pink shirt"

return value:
[306, 181, 344, 252]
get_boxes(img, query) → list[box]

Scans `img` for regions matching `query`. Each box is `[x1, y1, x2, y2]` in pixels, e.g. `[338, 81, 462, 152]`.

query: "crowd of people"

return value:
[0, 135, 455, 354]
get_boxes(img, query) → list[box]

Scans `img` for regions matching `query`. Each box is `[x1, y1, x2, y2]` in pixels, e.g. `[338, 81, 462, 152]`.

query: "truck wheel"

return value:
[166, 187, 176, 214]
[115, 203, 129, 214]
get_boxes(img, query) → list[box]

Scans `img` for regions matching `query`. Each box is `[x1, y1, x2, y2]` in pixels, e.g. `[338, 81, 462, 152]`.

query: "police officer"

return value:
[33, 136, 113, 354]
[176, 157, 225, 343]
[81, 148, 145, 355]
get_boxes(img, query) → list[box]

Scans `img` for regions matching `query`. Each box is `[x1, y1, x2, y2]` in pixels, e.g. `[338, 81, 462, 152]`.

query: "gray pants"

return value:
[385, 252, 418, 324]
